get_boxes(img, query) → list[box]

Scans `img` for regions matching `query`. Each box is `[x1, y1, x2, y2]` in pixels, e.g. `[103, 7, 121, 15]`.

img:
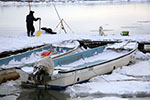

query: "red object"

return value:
[41, 51, 51, 57]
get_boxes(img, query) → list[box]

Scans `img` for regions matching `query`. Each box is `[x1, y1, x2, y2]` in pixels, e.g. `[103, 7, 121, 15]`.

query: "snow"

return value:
[133, 51, 150, 60]
[115, 60, 150, 76]
[106, 42, 138, 50]
[0, 32, 150, 53]
[0, 33, 88, 53]
[0, 1, 150, 100]
[52, 40, 80, 48]
[0, 51, 42, 68]
[21, 67, 33, 74]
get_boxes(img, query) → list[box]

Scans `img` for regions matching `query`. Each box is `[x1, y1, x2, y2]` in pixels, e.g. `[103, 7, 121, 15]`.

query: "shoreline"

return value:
[0, 0, 150, 5]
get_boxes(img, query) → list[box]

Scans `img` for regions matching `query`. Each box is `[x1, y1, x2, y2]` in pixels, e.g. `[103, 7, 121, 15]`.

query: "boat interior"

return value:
[21, 42, 137, 75]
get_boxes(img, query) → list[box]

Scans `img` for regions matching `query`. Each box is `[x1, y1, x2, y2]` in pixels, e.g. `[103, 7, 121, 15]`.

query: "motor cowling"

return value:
[32, 56, 54, 83]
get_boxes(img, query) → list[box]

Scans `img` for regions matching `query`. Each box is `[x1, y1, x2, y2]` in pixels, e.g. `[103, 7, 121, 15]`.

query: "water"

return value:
[0, 1, 150, 36]
[0, 1, 150, 100]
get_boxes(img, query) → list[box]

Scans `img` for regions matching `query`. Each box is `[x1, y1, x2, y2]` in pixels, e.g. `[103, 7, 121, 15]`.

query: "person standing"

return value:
[26, 11, 41, 37]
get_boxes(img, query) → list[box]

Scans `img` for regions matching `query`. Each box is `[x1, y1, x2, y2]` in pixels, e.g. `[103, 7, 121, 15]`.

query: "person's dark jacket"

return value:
[26, 13, 38, 26]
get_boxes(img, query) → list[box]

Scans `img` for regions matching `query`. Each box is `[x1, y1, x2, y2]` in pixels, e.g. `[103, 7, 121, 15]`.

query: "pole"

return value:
[53, 4, 67, 33]
[28, 1, 31, 11]
[39, 19, 41, 30]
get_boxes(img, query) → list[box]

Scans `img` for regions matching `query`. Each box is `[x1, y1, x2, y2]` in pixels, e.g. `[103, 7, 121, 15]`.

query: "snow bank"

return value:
[133, 50, 150, 60]
[66, 79, 150, 98]
[0, 33, 89, 53]
[115, 60, 150, 76]
[0, 32, 150, 53]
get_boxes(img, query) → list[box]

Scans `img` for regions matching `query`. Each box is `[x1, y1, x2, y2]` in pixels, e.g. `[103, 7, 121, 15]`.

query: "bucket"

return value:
[121, 31, 129, 36]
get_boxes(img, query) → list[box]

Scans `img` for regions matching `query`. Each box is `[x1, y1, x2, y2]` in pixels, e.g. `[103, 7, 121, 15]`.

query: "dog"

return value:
[99, 26, 104, 36]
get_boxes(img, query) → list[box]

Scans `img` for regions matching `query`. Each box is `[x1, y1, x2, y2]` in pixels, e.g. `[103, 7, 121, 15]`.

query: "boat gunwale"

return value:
[58, 48, 137, 73]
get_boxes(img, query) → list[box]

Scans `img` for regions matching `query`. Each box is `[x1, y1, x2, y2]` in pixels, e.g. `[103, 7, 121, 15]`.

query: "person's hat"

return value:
[29, 10, 34, 14]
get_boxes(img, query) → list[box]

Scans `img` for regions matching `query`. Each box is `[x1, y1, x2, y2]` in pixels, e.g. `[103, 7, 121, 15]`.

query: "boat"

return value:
[0, 41, 79, 67]
[0, 40, 80, 84]
[17, 41, 137, 90]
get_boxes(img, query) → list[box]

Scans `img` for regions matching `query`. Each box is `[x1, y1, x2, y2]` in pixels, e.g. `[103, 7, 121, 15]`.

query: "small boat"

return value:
[0, 40, 79, 68]
[17, 42, 137, 90]
[0, 41, 80, 84]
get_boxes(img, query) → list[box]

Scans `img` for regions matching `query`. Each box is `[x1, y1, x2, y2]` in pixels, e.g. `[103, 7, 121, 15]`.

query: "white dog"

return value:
[99, 26, 104, 36]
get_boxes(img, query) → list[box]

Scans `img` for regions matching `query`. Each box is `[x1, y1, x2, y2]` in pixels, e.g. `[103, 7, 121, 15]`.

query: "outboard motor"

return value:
[32, 56, 54, 83]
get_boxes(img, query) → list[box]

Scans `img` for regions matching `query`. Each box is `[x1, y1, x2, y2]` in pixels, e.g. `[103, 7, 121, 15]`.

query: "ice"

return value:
[0, 80, 21, 96]
[115, 61, 150, 76]
[133, 50, 150, 60]
[93, 97, 129, 100]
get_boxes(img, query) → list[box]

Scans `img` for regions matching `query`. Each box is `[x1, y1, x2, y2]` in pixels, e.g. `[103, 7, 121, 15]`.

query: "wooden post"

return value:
[138, 43, 144, 51]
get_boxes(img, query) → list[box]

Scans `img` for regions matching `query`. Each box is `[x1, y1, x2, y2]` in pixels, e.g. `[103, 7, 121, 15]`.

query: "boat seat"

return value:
[53, 45, 106, 67]
[54, 53, 83, 66]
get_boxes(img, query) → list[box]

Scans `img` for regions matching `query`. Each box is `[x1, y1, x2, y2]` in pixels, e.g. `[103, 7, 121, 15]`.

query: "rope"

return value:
[92, 69, 110, 83]
[54, 19, 63, 31]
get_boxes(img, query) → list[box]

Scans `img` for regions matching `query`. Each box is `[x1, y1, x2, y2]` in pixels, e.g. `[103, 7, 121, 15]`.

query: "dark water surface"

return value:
[0, 80, 69, 100]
